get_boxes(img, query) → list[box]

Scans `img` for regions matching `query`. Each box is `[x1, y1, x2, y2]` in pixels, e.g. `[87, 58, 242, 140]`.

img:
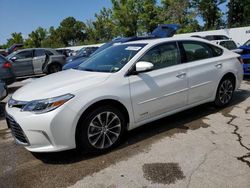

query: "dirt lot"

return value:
[0, 78, 250, 188]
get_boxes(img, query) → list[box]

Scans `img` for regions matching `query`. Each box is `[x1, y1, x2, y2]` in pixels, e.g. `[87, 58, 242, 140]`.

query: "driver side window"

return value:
[139, 42, 180, 70]
[16, 50, 33, 59]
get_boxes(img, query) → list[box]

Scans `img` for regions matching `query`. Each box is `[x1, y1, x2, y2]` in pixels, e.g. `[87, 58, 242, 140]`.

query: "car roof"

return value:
[16, 48, 53, 52]
[123, 37, 211, 45]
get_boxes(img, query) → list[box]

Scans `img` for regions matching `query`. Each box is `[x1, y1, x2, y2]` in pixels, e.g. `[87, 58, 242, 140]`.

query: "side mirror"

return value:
[135, 61, 154, 73]
[11, 56, 17, 61]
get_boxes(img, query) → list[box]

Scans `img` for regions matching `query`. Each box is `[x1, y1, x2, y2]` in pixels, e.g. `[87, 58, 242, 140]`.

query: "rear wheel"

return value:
[48, 63, 62, 74]
[214, 77, 235, 107]
[76, 105, 126, 153]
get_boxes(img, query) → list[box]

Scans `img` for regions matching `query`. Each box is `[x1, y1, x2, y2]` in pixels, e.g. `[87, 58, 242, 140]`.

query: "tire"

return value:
[47, 63, 62, 74]
[214, 77, 235, 107]
[76, 105, 126, 153]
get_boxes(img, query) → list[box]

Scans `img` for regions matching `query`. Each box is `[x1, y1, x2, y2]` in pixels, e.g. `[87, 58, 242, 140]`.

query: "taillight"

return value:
[2, 61, 12, 68]
[237, 57, 244, 64]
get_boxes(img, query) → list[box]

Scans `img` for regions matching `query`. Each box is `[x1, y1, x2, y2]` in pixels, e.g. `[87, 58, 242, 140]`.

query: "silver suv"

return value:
[7, 48, 66, 77]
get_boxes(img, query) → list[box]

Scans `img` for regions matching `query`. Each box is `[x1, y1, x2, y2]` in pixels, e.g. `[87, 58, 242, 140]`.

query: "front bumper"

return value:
[5, 104, 78, 152]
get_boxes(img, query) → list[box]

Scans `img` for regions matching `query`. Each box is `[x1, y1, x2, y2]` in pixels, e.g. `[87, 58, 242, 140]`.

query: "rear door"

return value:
[129, 42, 188, 122]
[11, 50, 34, 77]
[33, 49, 46, 74]
[179, 41, 222, 104]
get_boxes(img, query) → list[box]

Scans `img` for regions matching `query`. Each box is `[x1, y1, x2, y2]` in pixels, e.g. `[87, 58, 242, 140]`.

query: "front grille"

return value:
[6, 114, 29, 145]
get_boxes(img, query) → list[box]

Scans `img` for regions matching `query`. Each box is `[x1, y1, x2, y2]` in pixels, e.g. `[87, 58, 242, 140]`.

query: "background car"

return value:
[7, 43, 24, 55]
[211, 39, 242, 53]
[204, 35, 230, 41]
[7, 48, 66, 77]
[0, 54, 16, 85]
[0, 49, 8, 56]
[66, 46, 99, 62]
[0, 80, 7, 101]
[63, 24, 181, 70]
[235, 39, 250, 76]
[0, 80, 7, 115]
[56, 49, 73, 57]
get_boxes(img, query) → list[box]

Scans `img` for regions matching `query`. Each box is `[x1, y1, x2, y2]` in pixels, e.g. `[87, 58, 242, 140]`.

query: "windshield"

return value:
[78, 43, 146, 73]
[76, 47, 87, 56]
[243, 40, 250, 46]
[219, 41, 237, 50]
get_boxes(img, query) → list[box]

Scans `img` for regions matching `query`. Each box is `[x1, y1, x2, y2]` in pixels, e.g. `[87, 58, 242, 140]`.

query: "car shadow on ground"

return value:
[32, 88, 250, 165]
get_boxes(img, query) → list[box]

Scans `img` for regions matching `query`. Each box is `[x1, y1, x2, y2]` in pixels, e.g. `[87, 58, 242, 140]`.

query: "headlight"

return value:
[21, 94, 74, 114]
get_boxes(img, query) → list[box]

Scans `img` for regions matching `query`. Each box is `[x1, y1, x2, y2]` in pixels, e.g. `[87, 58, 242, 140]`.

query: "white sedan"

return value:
[6, 37, 243, 153]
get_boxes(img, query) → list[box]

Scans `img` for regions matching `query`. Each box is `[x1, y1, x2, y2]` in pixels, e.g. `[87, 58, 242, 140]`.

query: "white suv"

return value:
[6, 37, 243, 153]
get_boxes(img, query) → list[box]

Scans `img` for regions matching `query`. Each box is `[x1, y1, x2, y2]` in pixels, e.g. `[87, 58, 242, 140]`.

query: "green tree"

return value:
[227, 0, 250, 27]
[161, 0, 199, 33]
[139, 0, 160, 33]
[57, 17, 86, 46]
[41, 26, 64, 48]
[191, 0, 226, 30]
[6, 32, 24, 47]
[92, 8, 117, 42]
[111, 0, 143, 37]
[25, 27, 47, 48]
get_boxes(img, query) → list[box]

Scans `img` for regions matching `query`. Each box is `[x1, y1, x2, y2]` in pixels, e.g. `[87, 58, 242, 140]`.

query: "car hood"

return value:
[12, 69, 111, 101]
[239, 45, 250, 50]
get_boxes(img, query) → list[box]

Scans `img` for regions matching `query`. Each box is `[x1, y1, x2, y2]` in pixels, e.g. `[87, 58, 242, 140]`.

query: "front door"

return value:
[129, 42, 188, 122]
[33, 49, 46, 74]
[11, 50, 34, 77]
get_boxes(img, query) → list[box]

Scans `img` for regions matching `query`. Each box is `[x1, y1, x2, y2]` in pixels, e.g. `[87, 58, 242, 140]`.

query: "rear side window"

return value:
[208, 44, 223, 57]
[182, 41, 213, 62]
[34, 49, 45, 57]
[140, 42, 180, 70]
[45, 50, 54, 56]
[16, 50, 33, 59]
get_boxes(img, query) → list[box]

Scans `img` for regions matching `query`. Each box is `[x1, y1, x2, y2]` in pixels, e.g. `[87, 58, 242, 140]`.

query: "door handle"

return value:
[176, 72, 186, 78]
[215, 63, 222, 69]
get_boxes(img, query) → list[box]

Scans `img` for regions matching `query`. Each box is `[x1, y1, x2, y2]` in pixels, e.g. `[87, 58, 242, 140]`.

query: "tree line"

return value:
[1, 0, 249, 49]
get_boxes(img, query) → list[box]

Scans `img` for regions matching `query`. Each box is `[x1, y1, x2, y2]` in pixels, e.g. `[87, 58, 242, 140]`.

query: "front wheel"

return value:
[76, 105, 126, 153]
[214, 77, 235, 107]
[47, 63, 62, 74]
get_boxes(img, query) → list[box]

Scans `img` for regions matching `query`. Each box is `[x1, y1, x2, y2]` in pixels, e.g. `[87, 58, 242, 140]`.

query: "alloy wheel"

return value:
[218, 79, 233, 104]
[87, 111, 122, 149]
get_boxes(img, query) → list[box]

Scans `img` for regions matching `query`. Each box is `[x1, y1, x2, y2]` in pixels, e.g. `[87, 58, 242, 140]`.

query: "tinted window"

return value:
[205, 35, 229, 41]
[208, 44, 223, 57]
[34, 49, 45, 57]
[140, 42, 180, 70]
[45, 50, 54, 56]
[243, 40, 250, 46]
[16, 50, 33, 59]
[182, 41, 213, 62]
